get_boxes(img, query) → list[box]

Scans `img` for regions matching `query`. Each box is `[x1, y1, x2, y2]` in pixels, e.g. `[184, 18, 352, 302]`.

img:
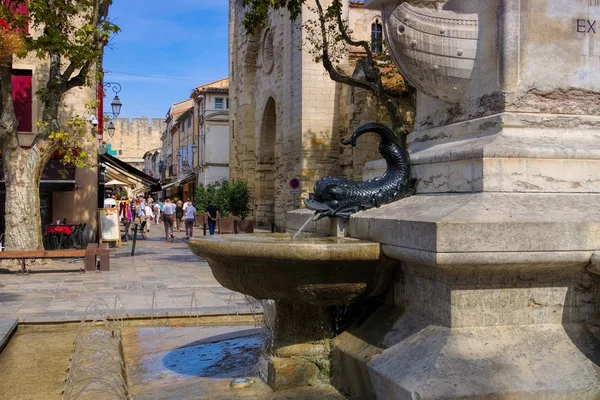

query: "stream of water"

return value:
[292, 212, 317, 240]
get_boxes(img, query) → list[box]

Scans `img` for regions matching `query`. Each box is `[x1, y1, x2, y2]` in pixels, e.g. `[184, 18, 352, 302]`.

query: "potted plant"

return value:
[215, 180, 235, 234]
[227, 180, 253, 233]
[195, 180, 235, 234]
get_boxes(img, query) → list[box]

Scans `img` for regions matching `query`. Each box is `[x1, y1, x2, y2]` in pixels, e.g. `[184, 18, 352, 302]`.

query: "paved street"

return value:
[0, 229, 259, 323]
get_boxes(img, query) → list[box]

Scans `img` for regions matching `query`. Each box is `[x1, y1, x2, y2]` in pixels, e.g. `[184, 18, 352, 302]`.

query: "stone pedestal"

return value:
[328, 0, 600, 397]
[259, 300, 332, 390]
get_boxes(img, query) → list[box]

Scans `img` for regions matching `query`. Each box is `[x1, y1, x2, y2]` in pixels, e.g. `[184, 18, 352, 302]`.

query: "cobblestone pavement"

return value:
[0, 229, 260, 323]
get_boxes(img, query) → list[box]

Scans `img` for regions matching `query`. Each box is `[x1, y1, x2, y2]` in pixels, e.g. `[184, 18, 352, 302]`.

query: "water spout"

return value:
[292, 212, 317, 240]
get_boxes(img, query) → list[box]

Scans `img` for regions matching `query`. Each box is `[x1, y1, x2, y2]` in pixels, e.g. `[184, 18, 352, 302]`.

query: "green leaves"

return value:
[194, 179, 252, 219]
[24, 0, 120, 67]
[241, 0, 304, 34]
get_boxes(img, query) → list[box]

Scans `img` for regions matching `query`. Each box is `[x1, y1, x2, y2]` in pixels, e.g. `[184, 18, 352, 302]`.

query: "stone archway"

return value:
[255, 97, 277, 226]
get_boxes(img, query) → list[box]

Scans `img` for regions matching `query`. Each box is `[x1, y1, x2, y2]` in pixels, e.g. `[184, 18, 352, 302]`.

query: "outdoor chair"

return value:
[69, 223, 86, 249]
[130, 220, 147, 240]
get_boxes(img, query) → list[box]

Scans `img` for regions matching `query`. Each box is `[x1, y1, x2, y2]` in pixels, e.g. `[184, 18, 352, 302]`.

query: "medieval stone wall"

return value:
[107, 118, 164, 168]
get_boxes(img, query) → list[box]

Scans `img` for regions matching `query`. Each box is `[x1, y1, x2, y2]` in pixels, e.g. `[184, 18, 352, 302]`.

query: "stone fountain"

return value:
[296, 0, 600, 398]
[193, 0, 599, 397]
[189, 234, 396, 389]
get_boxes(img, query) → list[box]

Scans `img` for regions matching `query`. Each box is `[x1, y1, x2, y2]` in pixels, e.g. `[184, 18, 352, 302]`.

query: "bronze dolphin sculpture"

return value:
[304, 122, 414, 220]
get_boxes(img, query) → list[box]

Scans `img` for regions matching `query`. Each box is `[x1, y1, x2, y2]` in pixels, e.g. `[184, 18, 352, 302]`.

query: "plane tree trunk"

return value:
[0, 65, 59, 252]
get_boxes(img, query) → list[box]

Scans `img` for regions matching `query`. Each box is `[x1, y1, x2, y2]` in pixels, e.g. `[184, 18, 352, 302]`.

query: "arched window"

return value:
[371, 20, 383, 54]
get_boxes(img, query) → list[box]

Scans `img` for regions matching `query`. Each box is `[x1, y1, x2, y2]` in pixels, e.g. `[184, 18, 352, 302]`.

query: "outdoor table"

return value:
[43, 224, 79, 250]
[44, 225, 75, 235]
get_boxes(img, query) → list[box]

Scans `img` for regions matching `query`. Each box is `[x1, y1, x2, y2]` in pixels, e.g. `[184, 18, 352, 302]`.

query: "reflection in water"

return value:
[161, 334, 262, 377]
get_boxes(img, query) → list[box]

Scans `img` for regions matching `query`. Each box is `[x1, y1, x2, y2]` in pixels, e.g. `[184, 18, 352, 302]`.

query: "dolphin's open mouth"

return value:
[304, 198, 331, 212]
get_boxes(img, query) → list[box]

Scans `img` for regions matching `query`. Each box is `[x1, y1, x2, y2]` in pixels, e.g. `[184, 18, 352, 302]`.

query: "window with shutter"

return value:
[11, 69, 32, 132]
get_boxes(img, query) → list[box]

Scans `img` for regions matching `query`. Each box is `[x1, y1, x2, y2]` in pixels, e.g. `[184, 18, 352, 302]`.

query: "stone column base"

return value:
[333, 309, 600, 400]
[366, 315, 600, 399]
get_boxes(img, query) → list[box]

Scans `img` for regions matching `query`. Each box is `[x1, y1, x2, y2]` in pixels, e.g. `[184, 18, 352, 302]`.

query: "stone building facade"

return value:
[229, 0, 412, 228]
[105, 118, 164, 170]
[191, 79, 230, 186]
[4, 18, 98, 241]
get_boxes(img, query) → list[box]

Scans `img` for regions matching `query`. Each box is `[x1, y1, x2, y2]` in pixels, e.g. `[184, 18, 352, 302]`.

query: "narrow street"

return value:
[0, 230, 258, 323]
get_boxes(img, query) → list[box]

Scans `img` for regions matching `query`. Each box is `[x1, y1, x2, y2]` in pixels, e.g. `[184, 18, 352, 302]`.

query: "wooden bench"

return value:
[0, 244, 110, 274]
[0, 249, 88, 274]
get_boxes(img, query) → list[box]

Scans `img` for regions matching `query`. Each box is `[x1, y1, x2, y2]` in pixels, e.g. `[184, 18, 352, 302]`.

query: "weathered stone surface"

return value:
[275, 342, 330, 358]
[369, 317, 600, 400]
[265, 356, 321, 390]
[0, 317, 17, 352]
[188, 235, 394, 306]
[347, 193, 600, 253]
[331, 306, 398, 400]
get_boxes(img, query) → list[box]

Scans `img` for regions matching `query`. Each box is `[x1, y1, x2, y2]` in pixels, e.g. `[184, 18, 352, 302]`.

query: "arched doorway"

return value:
[255, 97, 277, 226]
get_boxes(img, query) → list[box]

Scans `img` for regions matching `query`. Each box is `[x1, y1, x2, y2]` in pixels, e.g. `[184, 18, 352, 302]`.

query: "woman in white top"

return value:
[144, 204, 153, 232]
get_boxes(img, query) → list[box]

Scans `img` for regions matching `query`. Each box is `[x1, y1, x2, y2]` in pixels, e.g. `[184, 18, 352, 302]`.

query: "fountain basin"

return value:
[188, 234, 395, 306]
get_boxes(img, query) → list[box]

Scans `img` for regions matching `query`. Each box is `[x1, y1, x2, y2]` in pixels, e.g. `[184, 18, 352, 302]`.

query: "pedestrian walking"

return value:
[206, 203, 219, 235]
[184, 201, 196, 239]
[153, 202, 161, 224]
[137, 197, 146, 226]
[162, 198, 175, 240]
[175, 200, 184, 232]
[144, 201, 153, 232]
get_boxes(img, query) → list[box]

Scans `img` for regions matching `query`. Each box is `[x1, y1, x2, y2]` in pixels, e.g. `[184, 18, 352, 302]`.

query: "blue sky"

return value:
[103, 0, 229, 119]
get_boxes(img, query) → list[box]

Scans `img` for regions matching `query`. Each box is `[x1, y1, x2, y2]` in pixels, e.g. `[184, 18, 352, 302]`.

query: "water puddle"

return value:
[161, 333, 262, 377]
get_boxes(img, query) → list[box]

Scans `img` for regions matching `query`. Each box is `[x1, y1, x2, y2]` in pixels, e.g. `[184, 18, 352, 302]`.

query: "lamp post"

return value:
[97, 82, 121, 140]
[96, 81, 123, 208]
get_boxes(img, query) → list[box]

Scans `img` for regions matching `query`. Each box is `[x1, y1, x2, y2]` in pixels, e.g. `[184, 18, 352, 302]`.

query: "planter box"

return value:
[235, 219, 254, 234]
[218, 217, 235, 234]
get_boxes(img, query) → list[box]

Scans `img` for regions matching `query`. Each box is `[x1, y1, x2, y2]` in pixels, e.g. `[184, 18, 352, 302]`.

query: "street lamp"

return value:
[104, 82, 122, 119]
[107, 121, 115, 138]
[110, 95, 122, 117]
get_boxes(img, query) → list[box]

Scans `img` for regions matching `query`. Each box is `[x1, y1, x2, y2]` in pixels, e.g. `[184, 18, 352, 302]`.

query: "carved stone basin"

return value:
[188, 234, 395, 306]
[380, 1, 479, 103]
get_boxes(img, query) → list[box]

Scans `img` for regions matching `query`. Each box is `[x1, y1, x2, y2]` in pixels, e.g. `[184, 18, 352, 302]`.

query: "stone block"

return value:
[266, 356, 321, 390]
[347, 193, 600, 254]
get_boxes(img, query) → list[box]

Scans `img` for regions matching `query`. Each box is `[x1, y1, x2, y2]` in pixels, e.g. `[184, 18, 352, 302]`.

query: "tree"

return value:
[226, 179, 251, 220]
[241, 0, 410, 146]
[0, 0, 119, 251]
[194, 180, 231, 217]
